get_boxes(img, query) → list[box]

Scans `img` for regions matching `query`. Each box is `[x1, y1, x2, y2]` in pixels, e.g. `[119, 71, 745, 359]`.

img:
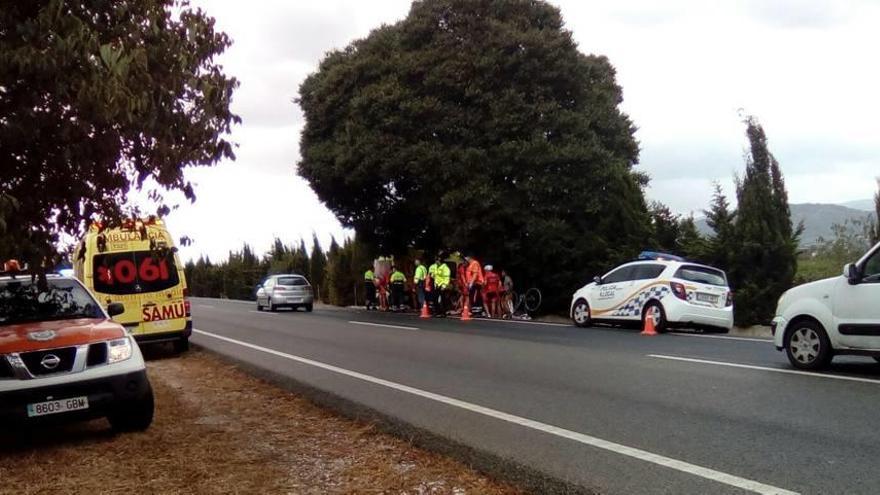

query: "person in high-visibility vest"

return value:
[429, 255, 451, 317]
[413, 258, 428, 310]
[364, 267, 377, 310]
[390, 265, 406, 311]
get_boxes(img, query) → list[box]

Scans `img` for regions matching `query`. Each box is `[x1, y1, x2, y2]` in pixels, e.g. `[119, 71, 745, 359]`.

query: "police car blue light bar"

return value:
[638, 251, 686, 262]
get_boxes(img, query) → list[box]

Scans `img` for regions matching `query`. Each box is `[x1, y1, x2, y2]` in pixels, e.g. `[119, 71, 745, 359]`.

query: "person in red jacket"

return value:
[483, 265, 502, 318]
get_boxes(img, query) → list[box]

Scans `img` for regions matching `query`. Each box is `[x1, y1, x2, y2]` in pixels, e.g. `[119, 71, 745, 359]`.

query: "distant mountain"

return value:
[840, 199, 874, 211]
[696, 203, 876, 247]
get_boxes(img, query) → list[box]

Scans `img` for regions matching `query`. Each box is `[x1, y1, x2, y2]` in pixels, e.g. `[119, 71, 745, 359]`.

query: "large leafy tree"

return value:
[868, 179, 880, 245]
[730, 117, 799, 325]
[298, 0, 649, 309]
[0, 0, 239, 264]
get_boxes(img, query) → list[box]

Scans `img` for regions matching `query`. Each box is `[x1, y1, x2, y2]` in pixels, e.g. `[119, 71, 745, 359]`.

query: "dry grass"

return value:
[0, 350, 522, 495]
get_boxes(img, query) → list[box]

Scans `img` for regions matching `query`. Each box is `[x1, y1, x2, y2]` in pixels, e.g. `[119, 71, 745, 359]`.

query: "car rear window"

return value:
[277, 277, 308, 286]
[674, 265, 728, 286]
[92, 251, 180, 295]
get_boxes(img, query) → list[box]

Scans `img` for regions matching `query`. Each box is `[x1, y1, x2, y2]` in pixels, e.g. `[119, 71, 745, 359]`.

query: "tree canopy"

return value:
[0, 0, 239, 263]
[297, 0, 650, 309]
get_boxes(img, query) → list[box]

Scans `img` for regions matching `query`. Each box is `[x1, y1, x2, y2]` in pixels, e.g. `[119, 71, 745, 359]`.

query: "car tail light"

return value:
[726, 291, 734, 307]
[670, 282, 688, 300]
[183, 287, 190, 297]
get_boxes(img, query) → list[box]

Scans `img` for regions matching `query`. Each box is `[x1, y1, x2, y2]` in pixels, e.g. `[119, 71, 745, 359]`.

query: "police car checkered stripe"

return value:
[610, 285, 671, 317]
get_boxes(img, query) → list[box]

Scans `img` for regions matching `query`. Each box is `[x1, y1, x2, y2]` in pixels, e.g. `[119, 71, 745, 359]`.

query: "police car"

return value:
[570, 252, 734, 333]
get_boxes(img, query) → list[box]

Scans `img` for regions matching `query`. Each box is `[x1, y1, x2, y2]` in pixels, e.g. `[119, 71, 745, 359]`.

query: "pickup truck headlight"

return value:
[108, 338, 133, 364]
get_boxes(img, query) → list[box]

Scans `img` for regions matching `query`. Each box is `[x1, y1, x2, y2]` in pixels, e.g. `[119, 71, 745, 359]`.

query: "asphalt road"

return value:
[188, 298, 880, 495]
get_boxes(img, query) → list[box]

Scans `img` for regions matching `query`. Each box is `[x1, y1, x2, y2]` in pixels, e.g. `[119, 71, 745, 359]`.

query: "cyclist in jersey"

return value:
[483, 265, 502, 318]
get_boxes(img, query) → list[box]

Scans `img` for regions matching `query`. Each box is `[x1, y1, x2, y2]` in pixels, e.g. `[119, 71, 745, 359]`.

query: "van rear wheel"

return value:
[173, 336, 190, 353]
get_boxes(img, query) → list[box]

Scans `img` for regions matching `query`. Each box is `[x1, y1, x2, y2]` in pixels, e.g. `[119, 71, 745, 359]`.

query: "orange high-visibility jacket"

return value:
[466, 259, 484, 286]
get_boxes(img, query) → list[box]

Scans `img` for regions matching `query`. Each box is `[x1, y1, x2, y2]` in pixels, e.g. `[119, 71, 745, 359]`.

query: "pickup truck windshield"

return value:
[0, 278, 103, 326]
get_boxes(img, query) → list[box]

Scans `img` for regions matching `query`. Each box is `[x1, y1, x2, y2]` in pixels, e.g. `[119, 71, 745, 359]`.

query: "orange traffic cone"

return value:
[641, 312, 658, 336]
[461, 301, 472, 321]
[420, 301, 431, 319]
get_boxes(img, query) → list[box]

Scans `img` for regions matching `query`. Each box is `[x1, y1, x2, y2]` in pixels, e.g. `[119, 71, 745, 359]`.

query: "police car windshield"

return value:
[0, 278, 103, 326]
[674, 265, 727, 287]
[277, 277, 307, 286]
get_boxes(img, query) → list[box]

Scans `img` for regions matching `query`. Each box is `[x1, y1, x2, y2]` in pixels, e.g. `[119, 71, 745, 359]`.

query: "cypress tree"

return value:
[730, 117, 797, 326]
[704, 182, 736, 270]
[309, 234, 328, 301]
[869, 179, 880, 245]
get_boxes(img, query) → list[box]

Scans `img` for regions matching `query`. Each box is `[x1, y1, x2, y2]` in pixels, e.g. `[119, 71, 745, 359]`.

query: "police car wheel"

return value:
[784, 321, 832, 370]
[269, 301, 277, 312]
[572, 299, 591, 328]
[643, 302, 668, 333]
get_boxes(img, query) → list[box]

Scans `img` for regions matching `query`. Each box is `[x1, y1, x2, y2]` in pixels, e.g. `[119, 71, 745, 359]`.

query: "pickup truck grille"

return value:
[19, 346, 77, 376]
[87, 342, 108, 367]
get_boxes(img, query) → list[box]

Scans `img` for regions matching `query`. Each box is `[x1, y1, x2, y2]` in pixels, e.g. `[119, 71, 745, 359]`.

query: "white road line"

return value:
[671, 332, 771, 343]
[249, 310, 278, 315]
[192, 328, 797, 495]
[349, 320, 418, 331]
[649, 354, 880, 385]
[196, 304, 216, 309]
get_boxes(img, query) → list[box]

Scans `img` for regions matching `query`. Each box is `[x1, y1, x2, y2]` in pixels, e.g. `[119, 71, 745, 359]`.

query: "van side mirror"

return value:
[107, 302, 125, 317]
[844, 263, 860, 285]
[593, 276, 602, 285]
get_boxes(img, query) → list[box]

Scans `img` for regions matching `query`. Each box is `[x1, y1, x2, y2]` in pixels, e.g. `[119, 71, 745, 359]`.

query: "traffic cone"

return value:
[461, 301, 472, 321]
[420, 301, 431, 319]
[641, 312, 658, 336]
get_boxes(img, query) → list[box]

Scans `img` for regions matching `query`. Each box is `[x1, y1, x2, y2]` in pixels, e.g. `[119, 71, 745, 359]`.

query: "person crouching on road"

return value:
[390, 265, 406, 311]
[483, 265, 502, 318]
[364, 267, 377, 310]
[414, 258, 427, 311]
[501, 269, 514, 318]
[429, 255, 451, 317]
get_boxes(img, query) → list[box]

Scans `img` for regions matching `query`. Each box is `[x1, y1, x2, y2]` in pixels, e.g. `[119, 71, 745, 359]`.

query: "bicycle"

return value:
[504, 287, 542, 319]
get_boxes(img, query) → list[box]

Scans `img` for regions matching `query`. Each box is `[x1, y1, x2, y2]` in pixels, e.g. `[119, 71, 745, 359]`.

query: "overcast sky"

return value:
[166, 0, 880, 262]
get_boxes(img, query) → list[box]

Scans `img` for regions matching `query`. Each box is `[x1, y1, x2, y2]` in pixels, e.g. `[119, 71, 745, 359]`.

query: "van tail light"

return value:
[184, 300, 191, 317]
[726, 291, 734, 307]
[183, 287, 190, 298]
[670, 282, 688, 300]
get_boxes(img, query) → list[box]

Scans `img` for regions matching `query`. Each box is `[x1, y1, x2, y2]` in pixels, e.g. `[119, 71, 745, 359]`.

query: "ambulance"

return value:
[73, 218, 192, 352]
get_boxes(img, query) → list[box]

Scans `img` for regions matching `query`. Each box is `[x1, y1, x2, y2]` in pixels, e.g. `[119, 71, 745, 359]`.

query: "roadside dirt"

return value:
[0, 349, 522, 494]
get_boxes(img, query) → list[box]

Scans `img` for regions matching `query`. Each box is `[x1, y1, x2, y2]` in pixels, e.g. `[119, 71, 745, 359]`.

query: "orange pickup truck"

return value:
[0, 264, 153, 431]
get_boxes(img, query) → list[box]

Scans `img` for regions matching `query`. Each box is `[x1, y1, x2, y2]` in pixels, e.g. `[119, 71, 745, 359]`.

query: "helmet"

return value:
[484, 265, 493, 271]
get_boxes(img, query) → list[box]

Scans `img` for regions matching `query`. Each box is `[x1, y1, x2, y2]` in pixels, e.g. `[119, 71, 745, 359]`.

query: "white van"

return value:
[773, 241, 880, 369]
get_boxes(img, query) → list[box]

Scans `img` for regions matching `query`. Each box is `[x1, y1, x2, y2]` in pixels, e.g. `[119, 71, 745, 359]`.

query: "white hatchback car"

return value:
[570, 252, 734, 333]
[773, 241, 880, 370]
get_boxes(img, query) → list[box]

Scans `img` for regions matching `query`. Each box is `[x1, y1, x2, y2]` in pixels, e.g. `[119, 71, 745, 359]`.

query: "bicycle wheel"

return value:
[524, 288, 542, 313]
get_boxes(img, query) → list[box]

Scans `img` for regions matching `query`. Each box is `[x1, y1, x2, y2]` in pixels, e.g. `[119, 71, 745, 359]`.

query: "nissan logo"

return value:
[40, 354, 61, 370]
